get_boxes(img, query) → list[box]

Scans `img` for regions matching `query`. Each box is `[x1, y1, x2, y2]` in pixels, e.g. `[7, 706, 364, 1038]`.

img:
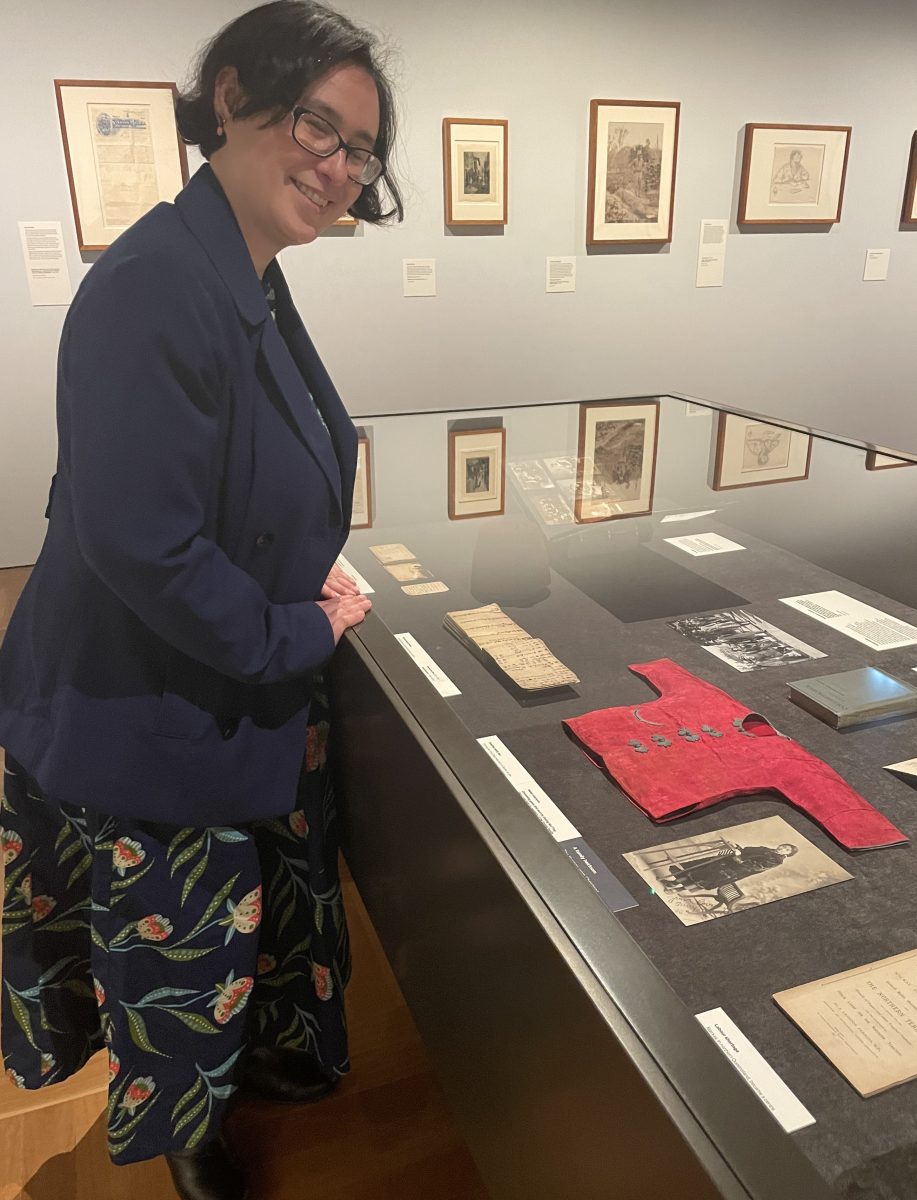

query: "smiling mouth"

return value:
[292, 178, 329, 209]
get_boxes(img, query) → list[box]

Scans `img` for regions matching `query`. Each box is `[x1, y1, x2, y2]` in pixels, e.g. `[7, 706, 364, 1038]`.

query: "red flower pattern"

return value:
[136, 914, 172, 942]
[213, 975, 254, 1025]
[304, 722, 329, 772]
[1, 829, 23, 866]
[312, 962, 333, 1001]
[120, 1076, 155, 1114]
[231, 886, 261, 934]
[31, 895, 56, 922]
[256, 954, 277, 976]
[288, 810, 309, 838]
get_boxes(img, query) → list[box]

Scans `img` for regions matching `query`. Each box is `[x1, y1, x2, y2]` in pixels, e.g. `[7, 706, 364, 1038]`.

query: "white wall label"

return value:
[696, 219, 728, 288]
[394, 633, 460, 696]
[18, 221, 72, 306]
[546, 256, 576, 293]
[403, 258, 436, 297]
[863, 249, 890, 281]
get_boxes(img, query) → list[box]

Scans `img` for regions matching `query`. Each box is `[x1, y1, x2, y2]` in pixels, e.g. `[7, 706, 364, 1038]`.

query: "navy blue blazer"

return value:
[0, 165, 357, 825]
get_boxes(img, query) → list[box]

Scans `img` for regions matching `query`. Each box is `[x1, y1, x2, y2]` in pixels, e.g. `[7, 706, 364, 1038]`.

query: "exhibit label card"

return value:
[18, 221, 73, 306]
[696, 1008, 815, 1133]
[695, 219, 728, 288]
[546, 256, 576, 293]
[863, 249, 890, 281]
[660, 509, 718, 523]
[664, 532, 745, 556]
[394, 633, 460, 697]
[774, 949, 917, 1097]
[780, 590, 917, 650]
[335, 555, 374, 595]
[402, 258, 436, 297]
[478, 736, 637, 913]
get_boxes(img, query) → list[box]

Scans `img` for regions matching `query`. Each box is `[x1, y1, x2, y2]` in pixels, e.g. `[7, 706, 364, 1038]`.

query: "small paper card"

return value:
[394, 633, 460, 698]
[370, 543, 417, 564]
[335, 555, 374, 595]
[402, 581, 449, 596]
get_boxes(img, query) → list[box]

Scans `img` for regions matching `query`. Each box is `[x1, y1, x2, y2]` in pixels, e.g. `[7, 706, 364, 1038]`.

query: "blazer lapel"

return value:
[258, 315, 344, 517]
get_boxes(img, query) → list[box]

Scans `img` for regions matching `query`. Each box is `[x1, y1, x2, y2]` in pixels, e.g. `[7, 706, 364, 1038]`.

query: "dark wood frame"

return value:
[447, 426, 506, 520]
[55, 79, 190, 251]
[351, 436, 373, 528]
[901, 132, 917, 223]
[738, 123, 851, 226]
[574, 399, 660, 522]
[586, 99, 680, 246]
[442, 118, 508, 226]
[865, 450, 916, 471]
[713, 412, 812, 491]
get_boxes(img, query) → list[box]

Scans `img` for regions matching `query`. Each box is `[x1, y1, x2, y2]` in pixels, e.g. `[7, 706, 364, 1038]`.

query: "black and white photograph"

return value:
[669, 608, 826, 672]
[739, 123, 851, 224]
[587, 99, 679, 245]
[576, 400, 659, 522]
[604, 122, 663, 223]
[770, 143, 824, 204]
[509, 459, 554, 490]
[443, 118, 507, 225]
[624, 816, 851, 926]
[463, 148, 491, 196]
[448, 425, 506, 520]
[384, 561, 433, 583]
[463, 453, 492, 495]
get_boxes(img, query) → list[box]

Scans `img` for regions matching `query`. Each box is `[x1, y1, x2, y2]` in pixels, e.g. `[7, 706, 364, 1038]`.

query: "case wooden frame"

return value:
[574, 399, 660, 522]
[351, 436, 373, 528]
[901, 132, 917, 224]
[713, 412, 812, 490]
[442, 118, 508, 226]
[55, 79, 189, 251]
[448, 427, 506, 520]
[738, 123, 851, 226]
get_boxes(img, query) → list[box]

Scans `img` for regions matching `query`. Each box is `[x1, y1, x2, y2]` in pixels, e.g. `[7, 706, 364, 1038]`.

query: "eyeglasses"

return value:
[291, 107, 384, 186]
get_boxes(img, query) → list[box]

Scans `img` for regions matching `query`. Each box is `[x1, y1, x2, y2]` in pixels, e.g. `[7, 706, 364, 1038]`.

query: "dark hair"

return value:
[175, 0, 403, 224]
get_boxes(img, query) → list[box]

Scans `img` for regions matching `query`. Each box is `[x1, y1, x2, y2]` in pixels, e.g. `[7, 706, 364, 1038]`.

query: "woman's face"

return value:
[214, 61, 380, 270]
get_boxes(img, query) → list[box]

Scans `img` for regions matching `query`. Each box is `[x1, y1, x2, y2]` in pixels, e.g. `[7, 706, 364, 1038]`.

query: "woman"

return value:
[0, 3, 402, 1198]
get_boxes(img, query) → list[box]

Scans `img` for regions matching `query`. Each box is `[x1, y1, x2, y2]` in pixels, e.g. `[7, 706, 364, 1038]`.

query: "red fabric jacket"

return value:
[563, 659, 906, 852]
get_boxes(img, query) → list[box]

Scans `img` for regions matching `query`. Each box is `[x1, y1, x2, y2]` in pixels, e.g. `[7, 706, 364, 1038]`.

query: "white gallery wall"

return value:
[2, 0, 917, 565]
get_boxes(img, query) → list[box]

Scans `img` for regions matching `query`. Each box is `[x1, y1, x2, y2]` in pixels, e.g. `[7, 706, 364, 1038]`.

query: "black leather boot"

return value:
[165, 1136, 250, 1200]
[239, 1045, 338, 1104]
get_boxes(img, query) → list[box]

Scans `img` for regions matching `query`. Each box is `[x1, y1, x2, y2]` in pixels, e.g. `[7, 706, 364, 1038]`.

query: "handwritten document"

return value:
[444, 603, 578, 691]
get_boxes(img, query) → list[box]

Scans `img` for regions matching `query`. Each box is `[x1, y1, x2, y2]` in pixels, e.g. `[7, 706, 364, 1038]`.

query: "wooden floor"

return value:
[0, 565, 489, 1200]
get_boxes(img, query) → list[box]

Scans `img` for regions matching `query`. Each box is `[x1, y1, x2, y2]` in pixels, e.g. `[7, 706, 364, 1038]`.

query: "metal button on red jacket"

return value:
[563, 659, 907, 852]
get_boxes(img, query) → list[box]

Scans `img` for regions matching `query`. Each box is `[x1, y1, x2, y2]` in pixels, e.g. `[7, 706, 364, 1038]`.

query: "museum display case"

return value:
[330, 393, 917, 1200]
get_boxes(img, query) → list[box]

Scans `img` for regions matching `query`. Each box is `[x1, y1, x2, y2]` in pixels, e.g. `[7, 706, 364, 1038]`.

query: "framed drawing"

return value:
[738, 124, 851, 225]
[901, 132, 917, 223]
[442, 118, 507, 225]
[713, 413, 812, 490]
[55, 79, 189, 251]
[865, 450, 916, 471]
[586, 100, 680, 246]
[448, 426, 506, 519]
[575, 400, 659, 522]
[351, 436, 373, 528]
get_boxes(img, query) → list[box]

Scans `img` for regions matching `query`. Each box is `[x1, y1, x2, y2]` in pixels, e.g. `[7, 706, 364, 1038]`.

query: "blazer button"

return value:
[255, 531, 275, 549]
[221, 717, 240, 740]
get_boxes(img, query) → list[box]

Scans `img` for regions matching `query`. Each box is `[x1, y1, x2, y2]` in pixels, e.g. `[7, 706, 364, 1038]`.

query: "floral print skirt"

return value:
[1, 691, 350, 1165]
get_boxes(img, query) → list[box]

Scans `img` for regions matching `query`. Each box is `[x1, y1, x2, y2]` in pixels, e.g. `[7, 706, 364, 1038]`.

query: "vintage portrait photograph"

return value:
[448, 425, 506, 519]
[443, 118, 507, 225]
[739, 123, 851, 224]
[669, 608, 826, 672]
[55, 79, 189, 250]
[624, 816, 851, 926]
[351, 435, 373, 529]
[587, 100, 679, 245]
[575, 400, 659, 521]
[385, 561, 433, 583]
[713, 412, 812, 490]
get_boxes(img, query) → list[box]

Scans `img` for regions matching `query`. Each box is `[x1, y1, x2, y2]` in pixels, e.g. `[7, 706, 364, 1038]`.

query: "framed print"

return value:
[866, 450, 916, 471]
[448, 426, 506, 519]
[575, 400, 659, 522]
[442, 118, 507, 225]
[55, 79, 189, 250]
[351, 436, 373, 528]
[901, 132, 917, 223]
[586, 100, 680, 246]
[738, 124, 851, 225]
[713, 413, 812, 490]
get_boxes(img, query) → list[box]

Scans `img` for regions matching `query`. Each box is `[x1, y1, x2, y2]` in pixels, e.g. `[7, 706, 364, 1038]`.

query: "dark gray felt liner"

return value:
[347, 513, 917, 1194]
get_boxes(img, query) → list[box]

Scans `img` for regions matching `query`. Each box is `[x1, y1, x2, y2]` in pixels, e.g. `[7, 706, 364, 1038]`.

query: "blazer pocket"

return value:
[153, 687, 197, 740]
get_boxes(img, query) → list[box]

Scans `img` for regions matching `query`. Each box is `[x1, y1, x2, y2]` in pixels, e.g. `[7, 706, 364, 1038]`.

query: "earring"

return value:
[216, 114, 226, 137]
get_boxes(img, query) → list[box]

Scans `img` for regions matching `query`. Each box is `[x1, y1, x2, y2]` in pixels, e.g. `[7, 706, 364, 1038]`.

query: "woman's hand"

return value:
[321, 562, 360, 598]
[318, 592, 372, 644]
